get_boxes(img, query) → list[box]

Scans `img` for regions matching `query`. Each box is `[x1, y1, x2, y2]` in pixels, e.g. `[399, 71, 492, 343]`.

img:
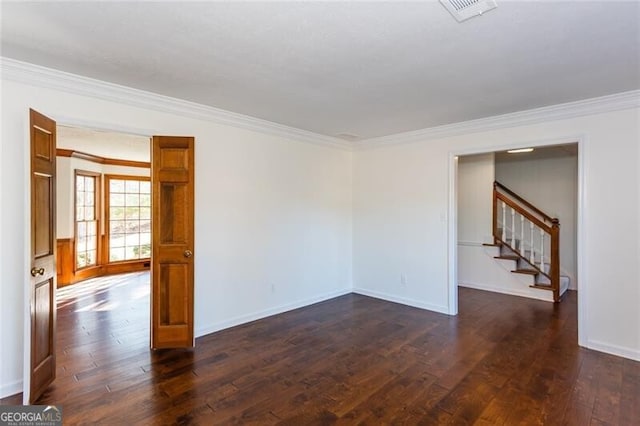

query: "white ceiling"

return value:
[2, 1, 639, 140]
[58, 126, 150, 162]
[494, 142, 578, 163]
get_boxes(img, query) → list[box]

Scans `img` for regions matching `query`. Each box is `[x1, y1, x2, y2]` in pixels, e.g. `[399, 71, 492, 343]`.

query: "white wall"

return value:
[495, 153, 578, 289]
[56, 156, 150, 238]
[353, 107, 640, 361]
[457, 153, 494, 244]
[352, 142, 450, 313]
[0, 79, 353, 398]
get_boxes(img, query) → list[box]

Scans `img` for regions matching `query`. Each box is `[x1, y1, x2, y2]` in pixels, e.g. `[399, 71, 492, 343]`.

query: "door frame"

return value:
[446, 134, 587, 347]
[23, 115, 158, 403]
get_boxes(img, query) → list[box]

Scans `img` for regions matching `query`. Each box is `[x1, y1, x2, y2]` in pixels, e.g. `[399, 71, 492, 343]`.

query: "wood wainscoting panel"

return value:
[102, 260, 150, 276]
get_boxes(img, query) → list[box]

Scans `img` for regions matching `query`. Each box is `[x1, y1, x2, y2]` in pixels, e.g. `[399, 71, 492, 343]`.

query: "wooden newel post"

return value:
[551, 218, 560, 302]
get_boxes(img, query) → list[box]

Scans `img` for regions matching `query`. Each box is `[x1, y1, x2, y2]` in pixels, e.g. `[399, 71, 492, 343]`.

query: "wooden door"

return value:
[29, 109, 57, 402]
[151, 136, 195, 349]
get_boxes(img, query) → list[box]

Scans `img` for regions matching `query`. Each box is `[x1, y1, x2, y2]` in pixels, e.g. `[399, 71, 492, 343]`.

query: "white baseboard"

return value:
[195, 288, 352, 338]
[352, 287, 449, 315]
[458, 281, 554, 302]
[0, 379, 22, 400]
[586, 339, 640, 362]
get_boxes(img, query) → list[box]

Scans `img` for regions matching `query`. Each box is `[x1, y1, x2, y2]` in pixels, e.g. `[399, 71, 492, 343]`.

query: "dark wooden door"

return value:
[29, 109, 57, 402]
[151, 136, 195, 349]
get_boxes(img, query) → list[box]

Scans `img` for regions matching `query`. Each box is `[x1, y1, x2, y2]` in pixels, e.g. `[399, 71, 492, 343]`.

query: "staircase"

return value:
[486, 181, 568, 302]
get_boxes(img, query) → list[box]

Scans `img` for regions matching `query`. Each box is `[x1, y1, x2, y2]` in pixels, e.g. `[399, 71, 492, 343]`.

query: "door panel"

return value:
[152, 136, 194, 349]
[159, 263, 189, 325]
[29, 109, 57, 403]
[34, 175, 52, 257]
[160, 183, 188, 243]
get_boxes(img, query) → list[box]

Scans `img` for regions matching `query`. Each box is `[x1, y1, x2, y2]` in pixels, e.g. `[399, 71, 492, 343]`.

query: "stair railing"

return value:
[492, 181, 560, 301]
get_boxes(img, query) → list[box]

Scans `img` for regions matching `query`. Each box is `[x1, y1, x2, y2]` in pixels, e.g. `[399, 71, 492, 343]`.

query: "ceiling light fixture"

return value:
[507, 148, 534, 154]
[440, 0, 497, 22]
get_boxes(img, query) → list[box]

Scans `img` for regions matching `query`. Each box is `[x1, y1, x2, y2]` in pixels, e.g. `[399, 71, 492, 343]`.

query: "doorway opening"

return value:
[448, 137, 586, 345]
[54, 125, 152, 360]
[56, 125, 151, 287]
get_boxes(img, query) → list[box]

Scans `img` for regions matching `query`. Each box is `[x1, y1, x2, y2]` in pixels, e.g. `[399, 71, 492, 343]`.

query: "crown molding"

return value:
[3, 57, 638, 152]
[354, 89, 640, 150]
[0, 57, 352, 150]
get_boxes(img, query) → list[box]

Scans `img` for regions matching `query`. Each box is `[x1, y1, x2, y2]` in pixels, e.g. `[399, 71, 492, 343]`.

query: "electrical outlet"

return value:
[400, 274, 407, 286]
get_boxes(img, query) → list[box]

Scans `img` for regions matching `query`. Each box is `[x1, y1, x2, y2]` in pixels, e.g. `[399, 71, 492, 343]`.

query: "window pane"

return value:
[126, 194, 140, 206]
[77, 237, 86, 252]
[86, 192, 94, 206]
[87, 236, 97, 251]
[85, 206, 95, 221]
[139, 181, 151, 193]
[125, 246, 139, 260]
[76, 176, 84, 191]
[77, 222, 86, 237]
[110, 234, 125, 248]
[126, 220, 140, 232]
[125, 233, 139, 246]
[139, 219, 151, 233]
[139, 207, 151, 220]
[87, 221, 97, 237]
[125, 180, 139, 193]
[111, 193, 125, 207]
[110, 247, 125, 262]
[110, 220, 125, 234]
[140, 194, 151, 207]
[139, 244, 151, 258]
[76, 206, 84, 221]
[110, 207, 125, 221]
[86, 250, 97, 265]
[125, 207, 140, 220]
[76, 191, 85, 207]
[77, 254, 86, 269]
[110, 179, 125, 192]
[85, 176, 94, 191]
[139, 232, 151, 245]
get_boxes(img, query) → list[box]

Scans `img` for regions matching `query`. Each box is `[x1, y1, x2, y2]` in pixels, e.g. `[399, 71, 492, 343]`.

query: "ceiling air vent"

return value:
[440, 0, 497, 22]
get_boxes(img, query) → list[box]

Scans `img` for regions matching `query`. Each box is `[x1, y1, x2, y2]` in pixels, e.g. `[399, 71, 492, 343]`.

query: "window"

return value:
[106, 175, 151, 262]
[75, 171, 100, 269]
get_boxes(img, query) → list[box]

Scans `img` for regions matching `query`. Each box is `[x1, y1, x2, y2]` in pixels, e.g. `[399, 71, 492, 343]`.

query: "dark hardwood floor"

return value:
[2, 273, 638, 425]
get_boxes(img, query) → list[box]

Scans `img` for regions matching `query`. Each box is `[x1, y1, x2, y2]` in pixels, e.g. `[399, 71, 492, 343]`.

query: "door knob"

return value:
[30, 267, 45, 277]
[183, 250, 193, 258]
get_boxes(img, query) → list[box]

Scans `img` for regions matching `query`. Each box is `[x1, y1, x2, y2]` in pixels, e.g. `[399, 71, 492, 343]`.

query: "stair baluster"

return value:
[539, 229, 545, 271]
[511, 208, 516, 248]
[501, 201, 506, 242]
[529, 222, 535, 264]
[520, 214, 525, 256]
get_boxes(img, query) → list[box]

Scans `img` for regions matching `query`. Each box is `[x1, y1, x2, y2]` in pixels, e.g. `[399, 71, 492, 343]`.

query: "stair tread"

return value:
[483, 243, 501, 247]
[511, 269, 538, 275]
[530, 284, 553, 290]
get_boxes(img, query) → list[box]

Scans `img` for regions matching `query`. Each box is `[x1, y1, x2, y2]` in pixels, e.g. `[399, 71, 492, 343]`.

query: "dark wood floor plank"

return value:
[1, 272, 638, 425]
